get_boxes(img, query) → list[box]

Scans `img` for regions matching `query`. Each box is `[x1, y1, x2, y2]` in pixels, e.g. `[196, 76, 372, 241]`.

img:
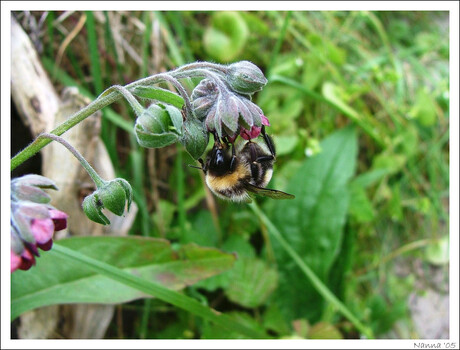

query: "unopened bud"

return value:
[179, 118, 209, 160]
[134, 104, 183, 148]
[82, 178, 133, 225]
[226, 61, 267, 95]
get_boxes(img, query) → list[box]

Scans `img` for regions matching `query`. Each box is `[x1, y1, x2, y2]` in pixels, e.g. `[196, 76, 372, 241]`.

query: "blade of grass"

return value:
[51, 243, 268, 339]
[104, 11, 126, 86]
[45, 11, 55, 59]
[267, 11, 292, 74]
[153, 11, 185, 67]
[166, 12, 195, 63]
[86, 10, 116, 164]
[65, 47, 91, 92]
[85, 11, 104, 95]
[250, 202, 375, 339]
[142, 11, 153, 77]
[140, 298, 152, 339]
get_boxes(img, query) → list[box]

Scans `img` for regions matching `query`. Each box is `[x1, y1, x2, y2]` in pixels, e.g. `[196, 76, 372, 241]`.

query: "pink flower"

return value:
[11, 208, 68, 273]
[11, 175, 68, 273]
[240, 115, 271, 140]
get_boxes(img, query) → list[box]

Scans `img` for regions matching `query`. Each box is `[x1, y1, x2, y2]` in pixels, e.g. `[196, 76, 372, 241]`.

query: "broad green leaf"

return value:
[268, 126, 358, 322]
[225, 257, 278, 308]
[262, 303, 291, 336]
[193, 235, 255, 291]
[132, 86, 185, 109]
[11, 236, 235, 319]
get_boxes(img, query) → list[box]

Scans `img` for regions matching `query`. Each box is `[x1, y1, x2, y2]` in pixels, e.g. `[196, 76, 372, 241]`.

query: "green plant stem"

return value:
[102, 85, 145, 117]
[11, 58, 232, 172]
[52, 243, 268, 339]
[155, 73, 194, 118]
[10, 70, 192, 172]
[249, 202, 375, 339]
[37, 133, 105, 188]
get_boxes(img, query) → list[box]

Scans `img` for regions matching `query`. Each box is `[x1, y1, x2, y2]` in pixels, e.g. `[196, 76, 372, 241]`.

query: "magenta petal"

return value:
[240, 128, 251, 140]
[30, 217, 54, 244]
[240, 125, 262, 140]
[261, 115, 270, 126]
[19, 248, 35, 270]
[11, 250, 22, 273]
[37, 239, 53, 251]
[49, 209, 68, 231]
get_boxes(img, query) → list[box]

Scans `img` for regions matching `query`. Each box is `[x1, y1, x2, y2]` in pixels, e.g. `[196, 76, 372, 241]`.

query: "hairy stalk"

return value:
[37, 133, 105, 188]
[154, 73, 194, 119]
[102, 85, 145, 117]
[172, 61, 228, 75]
[11, 67, 194, 171]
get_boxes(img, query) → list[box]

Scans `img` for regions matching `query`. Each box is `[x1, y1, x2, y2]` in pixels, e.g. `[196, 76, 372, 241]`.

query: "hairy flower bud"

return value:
[179, 118, 210, 160]
[191, 79, 219, 121]
[134, 104, 183, 148]
[226, 61, 268, 95]
[82, 178, 133, 225]
[191, 79, 265, 139]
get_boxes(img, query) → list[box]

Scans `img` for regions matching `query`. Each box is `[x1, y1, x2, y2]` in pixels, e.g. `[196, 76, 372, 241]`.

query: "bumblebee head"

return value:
[190, 142, 232, 176]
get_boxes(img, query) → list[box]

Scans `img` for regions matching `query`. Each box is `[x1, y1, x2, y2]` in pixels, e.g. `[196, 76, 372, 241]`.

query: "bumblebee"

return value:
[194, 126, 295, 203]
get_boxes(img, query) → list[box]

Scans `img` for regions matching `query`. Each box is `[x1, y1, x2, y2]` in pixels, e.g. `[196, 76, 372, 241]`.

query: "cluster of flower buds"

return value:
[132, 60, 269, 160]
[190, 60, 269, 142]
[10, 175, 68, 272]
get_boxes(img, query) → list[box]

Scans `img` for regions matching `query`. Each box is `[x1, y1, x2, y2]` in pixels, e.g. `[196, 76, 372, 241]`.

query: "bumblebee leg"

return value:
[229, 142, 237, 171]
[212, 131, 222, 146]
[261, 125, 276, 159]
[256, 155, 274, 163]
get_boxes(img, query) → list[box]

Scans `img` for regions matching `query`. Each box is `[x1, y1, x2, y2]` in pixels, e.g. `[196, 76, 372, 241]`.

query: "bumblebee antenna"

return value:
[188, 158, 206, 173]
[188, 164, 203, 170]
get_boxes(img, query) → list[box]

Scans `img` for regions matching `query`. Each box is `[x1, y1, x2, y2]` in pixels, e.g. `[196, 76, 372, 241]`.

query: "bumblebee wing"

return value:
[245, 183, 295, 200]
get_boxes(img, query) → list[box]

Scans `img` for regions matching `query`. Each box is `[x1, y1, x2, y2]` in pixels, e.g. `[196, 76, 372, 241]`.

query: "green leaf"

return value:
[268, 126, 358, 322]
[201, 311, 266, 339]
[348, 186, 375, 223]
[425, 235, 449, 266]
[11, 236, 235, 319]
[164, 104, 184, 134]
[273, 135, 298, 156]
[408, 88, 438, 127]
[203, 12, 249, 62]
[308, 322, 343, 339]
[262, 303, 291, 336]
[225, 257, 278, 308]
[135, 124, 179, 148]
[132, 86, 185, 109]
[193, 235, 255, 292]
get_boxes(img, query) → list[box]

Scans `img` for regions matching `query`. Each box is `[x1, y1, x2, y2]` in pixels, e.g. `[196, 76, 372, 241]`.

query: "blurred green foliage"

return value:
[16, 10, 449, 339]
